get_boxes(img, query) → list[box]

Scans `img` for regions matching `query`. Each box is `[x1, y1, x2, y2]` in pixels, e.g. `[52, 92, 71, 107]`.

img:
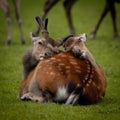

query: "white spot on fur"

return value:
[88, 79, 92, 84]
[38, 65, 42, 69]
[97, 86, 100, 90]
[84, 75, 89, 80]
[74, 66, 80, 69]
[87, 70, 90, 74]
[70, 61, 78, 65]
[59, 63, 65, 66]
[50, 72, 54, 75]
[66, 70, 70, 74]
[45, 60, 50, 62]
[75, 70, 81, 74]
[57, 59, 62, 62]
[65, 66, 71, 69]
[48, 62, 54, 65]
[92, 81, 96, 86]
[39, 57, 44, 61]
[50, 57, 56, 60]
[55, 86, 68, 101]
[92, 70, 94, 74]
[61, 55, 67, 58]
[86, 83, 89, 87]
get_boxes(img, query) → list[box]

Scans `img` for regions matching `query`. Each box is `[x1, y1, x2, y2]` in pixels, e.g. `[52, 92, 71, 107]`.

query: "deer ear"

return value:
[80, 33, 87, 42]
[62, 34, 74, 42]
[30, 32, 39, 43]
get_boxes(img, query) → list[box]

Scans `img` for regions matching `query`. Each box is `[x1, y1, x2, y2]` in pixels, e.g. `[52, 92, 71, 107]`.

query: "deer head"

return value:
[30, 32, 59, 61]
[63, 33, 98, 69]
[63, 33, 87, 58]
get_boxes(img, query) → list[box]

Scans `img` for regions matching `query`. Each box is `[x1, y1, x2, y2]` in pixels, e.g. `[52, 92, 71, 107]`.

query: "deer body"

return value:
[19, 34, 107, 105]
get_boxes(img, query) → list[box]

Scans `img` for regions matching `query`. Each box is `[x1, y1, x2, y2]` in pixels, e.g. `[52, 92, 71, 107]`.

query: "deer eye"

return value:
[78, 38, 82, 42]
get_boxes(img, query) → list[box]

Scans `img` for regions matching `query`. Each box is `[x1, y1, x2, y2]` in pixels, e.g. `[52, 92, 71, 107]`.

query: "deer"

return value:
[22, 32, 59, 79]
[19, 32, 107, 105]
[33, 0, 77, 36]
[22, 16, 73, 79]
[0, 0, 25, 44]
[90, 0, 120, 40]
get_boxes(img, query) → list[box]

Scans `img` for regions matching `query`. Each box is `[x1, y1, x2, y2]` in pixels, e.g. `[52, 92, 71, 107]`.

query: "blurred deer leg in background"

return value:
[90, 0, 119, 39]
[109, 0, 119, 39]
[0, 0, 11, 44]
[63, 0, 77, 35]
[13, 0, 25, 44]
[33, 0, 77, 36]
[33, 0, 59, 36]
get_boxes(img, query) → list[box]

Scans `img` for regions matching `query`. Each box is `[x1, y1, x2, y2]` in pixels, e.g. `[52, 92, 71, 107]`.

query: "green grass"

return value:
[0, 0, 120, 120]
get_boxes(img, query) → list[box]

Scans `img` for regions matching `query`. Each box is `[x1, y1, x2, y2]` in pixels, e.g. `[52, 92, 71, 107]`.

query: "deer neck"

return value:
[85, 49, 99, 72]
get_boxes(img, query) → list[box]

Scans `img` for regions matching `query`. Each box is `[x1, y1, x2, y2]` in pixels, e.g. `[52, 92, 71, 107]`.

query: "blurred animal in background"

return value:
[90, 0, 120, 40]
[0, 0, 25, 44]
[33, 0, 77, 36]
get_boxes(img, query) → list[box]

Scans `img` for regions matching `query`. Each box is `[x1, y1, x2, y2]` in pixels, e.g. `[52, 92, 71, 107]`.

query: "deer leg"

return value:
[13, 0, 25, 44]
[33, 0, 60, 37]
[90, 3, 109, 39]
[20, 92, 46, 102]
[0, 0, 11, 44]
[65, 86, 83, 105]
[63, 0, 77, 35]
[42, 0, 60, 20]
[108, 1, 119, 39]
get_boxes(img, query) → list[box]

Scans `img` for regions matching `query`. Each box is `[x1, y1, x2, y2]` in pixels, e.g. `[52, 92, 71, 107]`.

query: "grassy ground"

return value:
[0, 0, 120, 120]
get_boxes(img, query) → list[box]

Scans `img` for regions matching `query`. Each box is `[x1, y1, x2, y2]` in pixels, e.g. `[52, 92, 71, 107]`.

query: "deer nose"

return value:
[74, 49, 82, 58]
[45, 52, 52, 58]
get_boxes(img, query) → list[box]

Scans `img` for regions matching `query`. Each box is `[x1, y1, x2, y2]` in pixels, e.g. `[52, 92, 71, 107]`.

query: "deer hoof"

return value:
[6, 38, 11, 45]
[90, 32, 96, 40]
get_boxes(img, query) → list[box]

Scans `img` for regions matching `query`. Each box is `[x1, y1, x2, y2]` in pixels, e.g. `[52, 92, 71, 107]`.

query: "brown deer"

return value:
[0, 0, 25, 44]
[19, 33, 107, 105]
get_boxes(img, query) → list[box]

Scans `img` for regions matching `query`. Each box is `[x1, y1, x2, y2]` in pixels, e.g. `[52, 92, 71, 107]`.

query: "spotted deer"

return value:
[19, 32, 107, 105]
[0, 0, 25, 44]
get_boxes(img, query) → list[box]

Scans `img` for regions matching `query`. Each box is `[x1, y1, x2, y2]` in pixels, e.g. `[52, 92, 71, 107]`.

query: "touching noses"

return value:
[74, 49, 82, 58]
